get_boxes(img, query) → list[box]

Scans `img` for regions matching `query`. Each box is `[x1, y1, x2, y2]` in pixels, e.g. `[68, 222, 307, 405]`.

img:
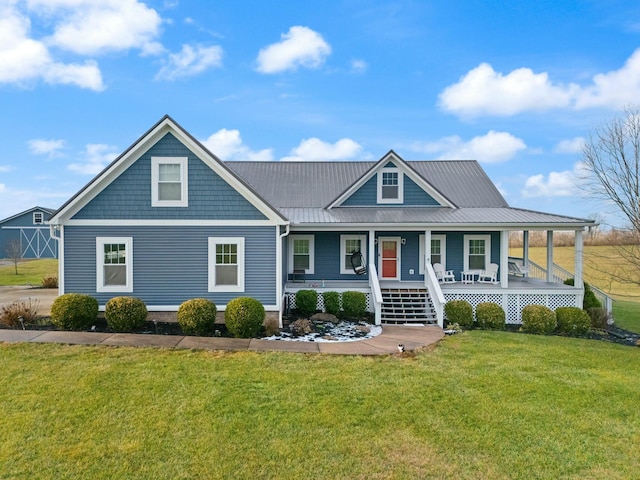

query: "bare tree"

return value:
[5, 238, 22, 275]
[581, 106, 640, 286]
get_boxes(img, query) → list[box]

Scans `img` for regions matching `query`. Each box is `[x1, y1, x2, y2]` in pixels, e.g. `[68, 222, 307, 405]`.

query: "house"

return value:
[49, 115, 597, 327]
[0, 206, 58, 259]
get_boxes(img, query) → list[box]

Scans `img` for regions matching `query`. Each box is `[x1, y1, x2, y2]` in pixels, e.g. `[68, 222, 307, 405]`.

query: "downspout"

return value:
[277, 223, 291, 328]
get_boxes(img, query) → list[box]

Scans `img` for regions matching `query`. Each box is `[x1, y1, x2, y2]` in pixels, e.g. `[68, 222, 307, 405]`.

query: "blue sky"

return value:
[1, 0, 639, 226]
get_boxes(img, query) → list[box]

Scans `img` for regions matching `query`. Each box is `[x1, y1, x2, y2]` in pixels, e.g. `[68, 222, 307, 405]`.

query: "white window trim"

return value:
[151, 156, 188, 207]
[340, 234, 367, 275]
[377, 167, 404, 204]
[96, 237, 133, 293]
[33, 212, 43, 224]
[463, 234, 491, 273]
[288, 235, 314, 274]
[208, 237, 245, 293]
[420, 234, 446, 274]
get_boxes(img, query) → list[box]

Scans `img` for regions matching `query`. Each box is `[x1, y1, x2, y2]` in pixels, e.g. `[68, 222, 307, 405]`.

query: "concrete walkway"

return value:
[0, 325, 445, 355]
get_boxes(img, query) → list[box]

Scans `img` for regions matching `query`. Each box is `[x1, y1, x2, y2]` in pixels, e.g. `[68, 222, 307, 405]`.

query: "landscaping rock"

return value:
[310, 312, 339, 324]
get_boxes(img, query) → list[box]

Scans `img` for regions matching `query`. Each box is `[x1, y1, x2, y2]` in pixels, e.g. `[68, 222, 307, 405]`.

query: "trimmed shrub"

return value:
[0, 299, 40, 328]
[225, 297, 265, 338]
[323, 291, 341, 316]
[521, 304, 556, 334]
[105, 296, 148, 332]
[564, 278, 602, 310]
[444, 300, 474, 328]
[475, 302, 506, 330]
[341, 291, 367, 319]
[555, 306, 591, 335]
[177, 298, 217, 336]
[41, 276, 58, 289]
[588, 307, 610, 329]
[50, 293, 98, 331]
[295, 290, 318, 318]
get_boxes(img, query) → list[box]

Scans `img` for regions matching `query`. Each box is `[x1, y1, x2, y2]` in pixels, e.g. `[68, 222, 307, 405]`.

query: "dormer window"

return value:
[377, 167, 403, 204]
[33, 212, 44, 224]
[151, 157, 188, 207]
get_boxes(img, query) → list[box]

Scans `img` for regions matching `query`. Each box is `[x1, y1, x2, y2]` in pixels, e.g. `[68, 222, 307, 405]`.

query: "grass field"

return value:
[1, 333, 638, 479]
[0, 258, 58, 286]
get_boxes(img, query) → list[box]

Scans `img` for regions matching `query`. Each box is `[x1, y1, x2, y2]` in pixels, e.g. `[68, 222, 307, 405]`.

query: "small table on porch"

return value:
[461, 271, 476, 284]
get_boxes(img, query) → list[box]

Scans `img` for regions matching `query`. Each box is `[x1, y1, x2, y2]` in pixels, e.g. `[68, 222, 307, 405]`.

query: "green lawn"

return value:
[0, 258, 58, 286]
[612, 300, 640, 333]
[1, 333, 639, 479]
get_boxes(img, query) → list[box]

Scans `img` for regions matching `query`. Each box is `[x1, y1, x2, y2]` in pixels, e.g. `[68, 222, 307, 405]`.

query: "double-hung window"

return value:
[289, 235, 314, 274]
[96, 237, 133, 292]
[377, 167, 403, 203]
[152, 157, 188, 207]
[33, 212, 43, 224]
[208, 237, 245, 292]
[463, 235, 491, 272]
[340, 235, 366, 274]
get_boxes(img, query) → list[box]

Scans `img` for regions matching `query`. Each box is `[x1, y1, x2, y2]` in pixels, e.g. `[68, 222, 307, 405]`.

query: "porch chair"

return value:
[433, 263, 456, 283]
[478, 263, 499, 283]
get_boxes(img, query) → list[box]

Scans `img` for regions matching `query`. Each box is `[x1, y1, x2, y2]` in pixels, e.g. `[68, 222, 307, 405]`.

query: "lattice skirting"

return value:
[443, 292, 580, 324]
[284, 291, 373, 313]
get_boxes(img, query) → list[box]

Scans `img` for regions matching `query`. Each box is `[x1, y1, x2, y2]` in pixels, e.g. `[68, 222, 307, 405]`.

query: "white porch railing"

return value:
[368, 264, 383, 325]
[424, 262, 445, 327]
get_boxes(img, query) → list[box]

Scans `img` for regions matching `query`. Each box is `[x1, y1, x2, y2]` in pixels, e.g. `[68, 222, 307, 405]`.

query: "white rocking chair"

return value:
[478, 263, 499, 283]
[433, 263, 456, 283]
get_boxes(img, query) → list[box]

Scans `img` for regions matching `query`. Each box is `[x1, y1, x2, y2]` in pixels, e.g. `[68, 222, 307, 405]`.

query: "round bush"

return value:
[444, 300, 474, 328]
[564, 278, 602, 310]
[50, 293, 98, 331]
[555, 306, 591, 335]
[105, 296, 148, 332]
[475, 302, 506, 330]
[322, 291, 341, 316]
[225, 297, 265, 338]
[341, 291, 367, 319]
[177, 298, 217, 336]
[521, 305, 556, 334]
[295, 290, 318, 318]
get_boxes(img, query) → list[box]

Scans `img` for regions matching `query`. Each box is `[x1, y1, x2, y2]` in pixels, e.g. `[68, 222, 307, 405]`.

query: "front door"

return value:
[379, 237, 400, 280]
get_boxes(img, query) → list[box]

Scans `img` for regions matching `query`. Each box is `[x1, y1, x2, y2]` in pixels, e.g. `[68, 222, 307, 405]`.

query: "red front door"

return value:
[380, 238, 399, 279]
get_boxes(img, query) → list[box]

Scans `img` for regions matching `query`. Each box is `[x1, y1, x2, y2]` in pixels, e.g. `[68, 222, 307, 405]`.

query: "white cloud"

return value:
[439, 48, 640, 117]
[281, 137, 362, 162]
[155, 44, 223, 80]
[411, 131, 526, 163]
[0, 3, 104, 90]
[67, 143, 119, 175]
[256, 26, 331, 74]
[350, 59, 368, 74]
[201, 129, 273, 162]
[554, 137, 585, 154]
[0, 166, 14, 173]
[521, 162, 585, 198]
[28, 138, 66, 157]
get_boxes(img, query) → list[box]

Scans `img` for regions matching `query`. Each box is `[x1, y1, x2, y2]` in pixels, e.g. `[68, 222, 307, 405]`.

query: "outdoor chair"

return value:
[478, 263, 499, 283]
[433, 263, 456, 283]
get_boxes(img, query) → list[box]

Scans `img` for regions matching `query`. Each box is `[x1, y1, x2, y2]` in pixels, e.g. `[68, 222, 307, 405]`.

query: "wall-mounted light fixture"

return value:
[401, 238, 406, 245]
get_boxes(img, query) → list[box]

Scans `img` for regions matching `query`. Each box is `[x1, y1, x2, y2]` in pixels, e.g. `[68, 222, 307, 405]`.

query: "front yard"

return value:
[1, 332, 638, 479]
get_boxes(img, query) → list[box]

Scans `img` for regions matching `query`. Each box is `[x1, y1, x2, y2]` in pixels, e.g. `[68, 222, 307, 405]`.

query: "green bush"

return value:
[177, 298, 217, 336]
[295, 290, 318, 317]
[105, 296, 148, 332]
[50, 293, 98, 331]
[564, 278, 602, 310]
[323, 291, 341, 316]
[444, 300, 474, 328]
[225, 297, 265, 338]
[341, 291, 367, 319]
[521, 304, 556, 334]
[475, 302, 506, 330]
[555, 306, 591, 335]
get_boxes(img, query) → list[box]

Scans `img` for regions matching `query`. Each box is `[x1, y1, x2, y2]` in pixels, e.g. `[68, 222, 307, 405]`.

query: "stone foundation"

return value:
[144, 310, 280, 325]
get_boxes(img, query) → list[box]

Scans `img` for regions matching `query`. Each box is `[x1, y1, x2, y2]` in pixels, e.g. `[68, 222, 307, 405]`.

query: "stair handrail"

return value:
[368, 264, 383, 325]
[425, 262, 445, 327]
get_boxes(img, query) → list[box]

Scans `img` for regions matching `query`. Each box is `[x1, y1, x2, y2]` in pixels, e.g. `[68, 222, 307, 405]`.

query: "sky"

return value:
[1, 0, 640, 227]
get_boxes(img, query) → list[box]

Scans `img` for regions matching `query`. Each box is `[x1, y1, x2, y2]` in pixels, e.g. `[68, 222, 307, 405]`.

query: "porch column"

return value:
[424, 230, 432, 269]
[523, 231, 530, 270]
[546, 230, 554, 283]
[500, 230, 509, 288]
[574, 229, 584, 289]
[368, 229, 375, 272]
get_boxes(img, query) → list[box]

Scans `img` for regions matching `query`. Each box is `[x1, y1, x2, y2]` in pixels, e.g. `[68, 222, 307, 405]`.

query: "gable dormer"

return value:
[327, 151, 455, 209]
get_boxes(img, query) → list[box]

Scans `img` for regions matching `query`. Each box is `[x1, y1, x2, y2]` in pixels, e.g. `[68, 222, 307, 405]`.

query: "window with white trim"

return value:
[377, 167, 403, 204]
[289, 235, 314, 274]
[97, 237, 133, 292]
[340, 235, 367, 274]
[463, 234, 491, 272]
[208, 237, 245, 292]
[151, 157, 188, 207]
[33, 212, 43, 225]
[419, 234, 446, 274]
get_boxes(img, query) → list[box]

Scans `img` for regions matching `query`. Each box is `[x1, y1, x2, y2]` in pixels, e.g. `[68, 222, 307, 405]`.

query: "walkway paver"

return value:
[0, 325, 445, 355]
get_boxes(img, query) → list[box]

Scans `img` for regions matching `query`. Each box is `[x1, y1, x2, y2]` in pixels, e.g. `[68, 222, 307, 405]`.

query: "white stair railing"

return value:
[424, 262, 445, 327]
[368, 264, 383, 325]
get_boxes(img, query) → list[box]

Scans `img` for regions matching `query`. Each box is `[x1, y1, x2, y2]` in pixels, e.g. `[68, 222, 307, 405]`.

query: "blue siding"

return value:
[341, 174, 440, 206]
[342, 177, 377, 206]
[443, 232, 501, 281]
[63, 225, 277, 306]
[404, 176, 439, 206]
[0, 209, 57, 258]
[73, 133, 266, 220]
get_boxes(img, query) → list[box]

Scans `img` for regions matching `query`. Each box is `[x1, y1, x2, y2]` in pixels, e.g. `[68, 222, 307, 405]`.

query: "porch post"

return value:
[523, 231, 530, 270]
[424, 230, 432, 269]
[574, 229, 584, 289]
[546, 230, 554, 283]
[500, 230, 509, 288]
[368, 229, 375, 272]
